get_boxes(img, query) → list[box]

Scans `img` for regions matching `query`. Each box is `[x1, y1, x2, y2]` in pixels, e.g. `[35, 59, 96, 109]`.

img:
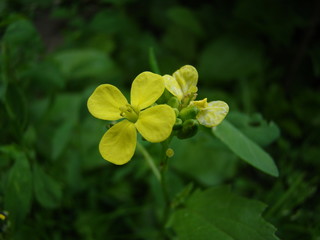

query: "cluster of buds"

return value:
[167, 95, 200, 139]
[159, 65, 229, 140]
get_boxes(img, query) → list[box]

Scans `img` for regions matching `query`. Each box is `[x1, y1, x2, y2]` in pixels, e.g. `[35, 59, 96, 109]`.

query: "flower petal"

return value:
[196, 101, 229, 127]
[135, 105, 175, 143]
[172, 65, 198, 96]
[164, 74, 184, 100]
[130, 72, 164, 110]
[99, 120, 137, 165]
[87, 84, 128, 120]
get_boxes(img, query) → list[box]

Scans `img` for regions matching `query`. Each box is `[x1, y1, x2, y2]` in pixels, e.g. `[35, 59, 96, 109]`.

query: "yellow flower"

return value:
[163, 65, 198, 101]
[190, 98, 229, 127]
[87, 72, 176, 165]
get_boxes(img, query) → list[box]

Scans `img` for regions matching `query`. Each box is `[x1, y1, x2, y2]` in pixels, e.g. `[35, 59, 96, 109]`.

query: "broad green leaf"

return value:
[199, 35, 264, 81]
[227, 112, 280, 146]
[171, 132, 237, 185]
[4, 18, 40, 47]
[89, 10, 128, 34]
[49, 93, 82, 122]
[4, 150, 32, 226]
[53, 49, 116, 79]
[213, 120, 279, 177]
[51, 120, 74, 160]
[33, 163, 62, 208]
[167, 7, 203, 36]
[22, 61, 65, 90]
[172, 186, 279, 240]
[3, 18, 42, 60]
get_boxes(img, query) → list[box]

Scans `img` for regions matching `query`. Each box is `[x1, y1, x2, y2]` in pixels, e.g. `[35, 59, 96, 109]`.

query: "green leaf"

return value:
[167, 7, 203, 36]
[172, 186, 279, 240]
[53, 49, 116, 80]
[171, 131, 237, 185]
[4, 18, 40, 47]
[227, 112, 280, 146]
[212, 120, 279, 177]
[4, 150, 32, 226]
[3, 18, 42, 59]
[199, 35, 264, 81]
[51, 120, 74, 160]
[33, 163, 62, 208]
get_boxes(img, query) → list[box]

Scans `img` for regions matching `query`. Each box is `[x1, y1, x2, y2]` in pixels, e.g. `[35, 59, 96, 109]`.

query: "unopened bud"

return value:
[173, 118, 183, 130]
[173, 108, 179, 117]
[177, 119, 199, 139]
[167, 96, 180, 108]
[179, 106, 199, 121]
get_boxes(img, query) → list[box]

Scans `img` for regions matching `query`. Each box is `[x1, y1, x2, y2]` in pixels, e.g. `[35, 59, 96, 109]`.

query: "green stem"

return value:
[148, 47, 160, 74]
[136, 142, 161, 182]
[137, 136, 173, 239]
[264, 174, 304, 218]
[159, 137, 173, 226]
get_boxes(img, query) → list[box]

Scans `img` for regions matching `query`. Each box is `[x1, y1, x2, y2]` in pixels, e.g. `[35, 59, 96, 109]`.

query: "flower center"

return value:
[119, 104, 139, 123]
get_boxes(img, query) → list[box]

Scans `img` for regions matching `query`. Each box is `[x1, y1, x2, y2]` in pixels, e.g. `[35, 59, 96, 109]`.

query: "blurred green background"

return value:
[0, 0, 319, 239]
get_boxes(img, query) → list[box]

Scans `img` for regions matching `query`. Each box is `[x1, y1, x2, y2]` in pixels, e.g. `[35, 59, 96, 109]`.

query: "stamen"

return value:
[119, 104, 139, 122]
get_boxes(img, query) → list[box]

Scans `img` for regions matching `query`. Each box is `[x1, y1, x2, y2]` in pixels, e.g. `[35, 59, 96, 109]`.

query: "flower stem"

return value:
[148, 47, 161, 74]
[159, 137, 173, 226]
[136, 142, 161, 182]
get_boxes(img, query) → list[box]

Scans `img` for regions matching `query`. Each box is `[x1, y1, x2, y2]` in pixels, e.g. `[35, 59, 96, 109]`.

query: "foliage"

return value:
[1, 0, 319, 239]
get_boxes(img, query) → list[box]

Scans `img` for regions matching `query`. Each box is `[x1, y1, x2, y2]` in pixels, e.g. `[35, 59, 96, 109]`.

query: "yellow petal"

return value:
[190, 98, 208, 108]
[130, 72, 164, 110]
[87, 84, 128, 120]
[135, 105, 175, 143]
[196, 101, 229, 127]
[163, 74, 184, 100]
[172, 65, 198, 96]
[99, 120, 137, 165]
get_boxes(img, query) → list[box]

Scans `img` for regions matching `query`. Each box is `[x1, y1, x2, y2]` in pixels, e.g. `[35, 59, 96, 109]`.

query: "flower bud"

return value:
[173, 118, 183, 130]
[177, 119, 199, 139]
[167, 96, 180, 108]
[173, 108, 179, 117]
[179, 105, 199, 121]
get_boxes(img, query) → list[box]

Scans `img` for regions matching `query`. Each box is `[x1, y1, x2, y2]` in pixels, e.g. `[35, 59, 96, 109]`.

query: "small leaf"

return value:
[51, 120, 74, 160]
[172, 186, 279, 240]
[213, 120, 279, 177]
[4, 150, 32, 226]
[33, 163, 62, 208]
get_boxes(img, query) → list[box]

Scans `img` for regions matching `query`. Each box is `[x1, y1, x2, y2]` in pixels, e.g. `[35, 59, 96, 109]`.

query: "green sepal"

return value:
[177, 119, 199, 139]
[179, 105, 199, 121]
